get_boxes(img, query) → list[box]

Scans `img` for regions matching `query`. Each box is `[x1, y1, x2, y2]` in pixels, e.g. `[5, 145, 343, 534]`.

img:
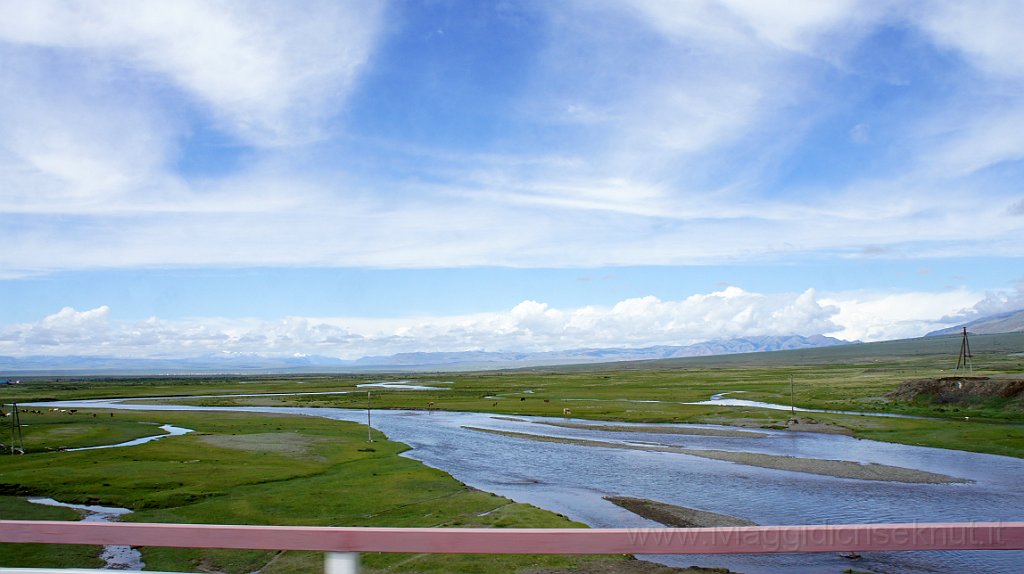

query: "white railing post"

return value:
[324, 552, 359, 574]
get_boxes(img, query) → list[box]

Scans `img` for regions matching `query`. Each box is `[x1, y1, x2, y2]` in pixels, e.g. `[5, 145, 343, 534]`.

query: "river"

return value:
[25, 397, 1024, 574]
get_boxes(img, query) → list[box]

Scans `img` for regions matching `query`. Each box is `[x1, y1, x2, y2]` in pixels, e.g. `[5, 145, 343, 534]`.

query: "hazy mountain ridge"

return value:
[0, 334, 849, 374]
[926, 309, 1024, 336]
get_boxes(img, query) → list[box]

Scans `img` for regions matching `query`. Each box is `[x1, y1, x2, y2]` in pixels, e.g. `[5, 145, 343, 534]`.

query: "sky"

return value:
[1, 0, 1023, 360]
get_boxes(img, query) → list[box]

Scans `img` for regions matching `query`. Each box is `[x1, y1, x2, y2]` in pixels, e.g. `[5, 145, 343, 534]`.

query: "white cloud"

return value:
[718, 0, 867, 54]
[0, 51, 182, 213]
[918, 105, 1024, 178]
[0, 287, 865, 358]
[913, 0, 1024, 78]
[0, 1, 389, 276]
[897, 2, 1024, 182]
[939, 283, 1024, 323]
[0, 0, 385, 146]
[7, 306, 112, 347]
[3, 285, 1004, 359]
[0, 2, 1022, 277]
[821, 289, 983, 341]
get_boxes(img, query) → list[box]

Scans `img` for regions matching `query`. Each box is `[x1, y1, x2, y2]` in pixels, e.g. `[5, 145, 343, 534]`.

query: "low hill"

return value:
[533, 331, 1024, 371]
[927, 309, 1024, 336]
[0, 334, 849, 374]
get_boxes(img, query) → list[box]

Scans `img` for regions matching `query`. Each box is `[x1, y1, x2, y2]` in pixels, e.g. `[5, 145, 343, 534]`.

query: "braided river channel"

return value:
[27, 397, 1024, 574]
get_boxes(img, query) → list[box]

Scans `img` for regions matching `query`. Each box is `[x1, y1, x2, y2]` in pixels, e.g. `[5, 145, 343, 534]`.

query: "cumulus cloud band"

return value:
[0, 286, 997, 359]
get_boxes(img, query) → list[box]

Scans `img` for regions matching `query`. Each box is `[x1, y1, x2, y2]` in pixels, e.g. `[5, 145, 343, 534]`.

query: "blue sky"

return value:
[1, 1, 1022, 359]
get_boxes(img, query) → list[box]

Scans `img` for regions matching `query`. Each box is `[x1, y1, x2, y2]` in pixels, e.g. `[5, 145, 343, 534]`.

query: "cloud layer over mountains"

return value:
[3, 286, 1014, 359]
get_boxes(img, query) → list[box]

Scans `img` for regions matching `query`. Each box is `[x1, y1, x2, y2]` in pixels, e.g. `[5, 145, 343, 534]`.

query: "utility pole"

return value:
[9, 402, 24, 455]
[790, 375, 796, 417]
[366, 391, 373, 443]
[955, 327, 973, 374]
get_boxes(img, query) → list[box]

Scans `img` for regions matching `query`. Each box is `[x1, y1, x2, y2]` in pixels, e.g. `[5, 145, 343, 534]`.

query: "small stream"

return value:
[19, 423, 192, 569]
[681, 391, 934, 419]
[26, 498, 143, 570]
[559, 390, 933, 419]
[356, 381, 454, 390]
[67, 424, 193, 452]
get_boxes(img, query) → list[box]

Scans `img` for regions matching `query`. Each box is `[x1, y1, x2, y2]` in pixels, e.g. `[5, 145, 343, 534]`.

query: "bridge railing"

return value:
[2, 520, 1023, 573]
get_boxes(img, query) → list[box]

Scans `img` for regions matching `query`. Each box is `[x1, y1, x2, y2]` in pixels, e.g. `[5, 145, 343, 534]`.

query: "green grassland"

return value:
[2, 410, 170, 454]
[0, 409, 648, 573]
[5, 332, 1024, 458]
[1, 332, 1022, 571]
[141, 333, 1024, 457]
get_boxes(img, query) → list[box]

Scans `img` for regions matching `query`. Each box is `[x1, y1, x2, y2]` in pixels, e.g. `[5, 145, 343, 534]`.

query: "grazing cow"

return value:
[520, 397, 526, 401]
[543, 399, 550, 403]
[492, 402, 498, 407]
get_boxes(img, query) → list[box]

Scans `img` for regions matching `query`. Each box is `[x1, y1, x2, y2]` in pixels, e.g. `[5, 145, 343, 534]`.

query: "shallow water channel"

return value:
[26, 498, 143, 570]
[27, 398, 1024, 574]
[66, 424, 193, 452]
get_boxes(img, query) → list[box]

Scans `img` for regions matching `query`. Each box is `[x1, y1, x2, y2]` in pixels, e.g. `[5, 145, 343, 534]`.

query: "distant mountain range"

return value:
[0, 334, 850, 375]
[926, 308, 1024, 336]
[7, 307, 1020, 375]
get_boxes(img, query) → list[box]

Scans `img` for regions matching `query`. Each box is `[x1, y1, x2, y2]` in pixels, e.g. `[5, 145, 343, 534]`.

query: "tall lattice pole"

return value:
[955, 327, 973, 374]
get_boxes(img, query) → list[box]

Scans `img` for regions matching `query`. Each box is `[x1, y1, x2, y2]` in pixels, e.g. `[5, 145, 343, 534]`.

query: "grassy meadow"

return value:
[1, 331, 1022, 571]
[1, 409, 651, 573]
[17, 332, 1009, 456]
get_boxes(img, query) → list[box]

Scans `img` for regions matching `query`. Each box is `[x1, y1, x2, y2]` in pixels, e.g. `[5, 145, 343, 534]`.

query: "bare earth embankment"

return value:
[604, 496, 757, 528]
[463, 427, 969, 484]
[887, 377, 1024, 405]
[536, 421, 767, 438]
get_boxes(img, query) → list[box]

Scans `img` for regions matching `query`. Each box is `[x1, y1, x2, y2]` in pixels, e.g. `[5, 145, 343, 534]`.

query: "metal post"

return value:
[366, 391, 373, 442]
[789, 376, 795, 417]
[325, 551, 360, 574]
[10, 402, 24, 455]
[963, 327, 973, 373]
[955, 327, 973, 374]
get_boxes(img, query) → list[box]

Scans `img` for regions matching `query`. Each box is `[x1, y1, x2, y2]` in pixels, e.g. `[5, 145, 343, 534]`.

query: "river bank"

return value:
[463, 426, 969, 484]
[14, 399, 1024, 573]
[1, 407, 696, 574]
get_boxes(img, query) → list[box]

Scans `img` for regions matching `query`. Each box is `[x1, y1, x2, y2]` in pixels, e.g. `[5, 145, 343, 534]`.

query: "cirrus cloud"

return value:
[0, 0, 385, 146]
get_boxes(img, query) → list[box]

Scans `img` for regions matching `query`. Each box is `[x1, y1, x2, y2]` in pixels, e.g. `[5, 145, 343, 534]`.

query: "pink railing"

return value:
[2, 520, 1023, 573]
